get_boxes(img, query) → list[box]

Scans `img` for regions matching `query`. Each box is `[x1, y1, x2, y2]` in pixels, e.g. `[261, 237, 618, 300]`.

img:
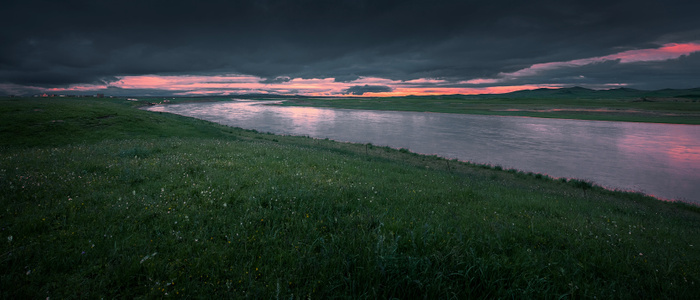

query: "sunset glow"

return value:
[34, 75, 564, 97]
[10, 42, 700, 97]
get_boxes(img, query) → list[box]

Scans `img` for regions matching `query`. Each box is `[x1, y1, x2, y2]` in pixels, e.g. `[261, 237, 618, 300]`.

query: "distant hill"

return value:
[475, 87, 700, 100]
[349, 87, 700, 101]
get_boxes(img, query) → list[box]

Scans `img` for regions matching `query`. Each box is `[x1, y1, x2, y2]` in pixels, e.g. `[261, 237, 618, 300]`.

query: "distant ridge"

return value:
[477, 86, 700, 99]
[332, 87, 700, 100]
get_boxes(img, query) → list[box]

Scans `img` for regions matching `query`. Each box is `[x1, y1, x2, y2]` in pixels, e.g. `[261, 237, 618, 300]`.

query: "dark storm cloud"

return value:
[259, 76, 292, 84]
[344, 85, 393, 95]
[573, 52, 700, 90]
[480, 52, 700, 90]
[1, 0, 699, 93]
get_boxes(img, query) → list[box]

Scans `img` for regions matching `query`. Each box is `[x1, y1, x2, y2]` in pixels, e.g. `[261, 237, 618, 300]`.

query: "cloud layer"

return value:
[1, 0, 699, 96]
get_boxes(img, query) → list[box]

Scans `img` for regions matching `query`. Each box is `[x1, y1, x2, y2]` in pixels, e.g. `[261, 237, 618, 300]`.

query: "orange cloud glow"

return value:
[32, 73, 564, 97]
[30, 43, 700, 97]
[6, 41, 699, 97]
[115, 75, 262, 90]
[356, 85, 563, 97]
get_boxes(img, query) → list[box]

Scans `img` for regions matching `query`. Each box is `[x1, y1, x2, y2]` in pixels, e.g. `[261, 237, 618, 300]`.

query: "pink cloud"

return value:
[402, 78, 448, 84]
[459, 78, 501, 85]
[115, 75, 262, 90]
[453, 42, 700, 85]
[356, 84, 563, 97]
[609, 43, 700, 63]
[25, 43, 699, 97]
[501, 42, 700, 79]
[29, 73, 563, 97]
[346, 77, 396, 85]
[4, 42, 698, 97]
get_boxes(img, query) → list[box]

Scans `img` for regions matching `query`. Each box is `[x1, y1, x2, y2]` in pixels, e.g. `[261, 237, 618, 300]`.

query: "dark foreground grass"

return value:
[2, 97, 699, 298]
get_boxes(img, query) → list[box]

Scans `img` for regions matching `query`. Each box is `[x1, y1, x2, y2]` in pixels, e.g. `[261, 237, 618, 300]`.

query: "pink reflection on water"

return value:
[284, 106, 334, 133]
[615, 124, 700, 202]
[618, 125, 700, 166]
[661, 134, 700, 168]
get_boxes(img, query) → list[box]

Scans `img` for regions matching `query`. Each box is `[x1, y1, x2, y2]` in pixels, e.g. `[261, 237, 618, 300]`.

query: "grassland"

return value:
[1, 97, 700, 298]
[276, 89, 700, 124]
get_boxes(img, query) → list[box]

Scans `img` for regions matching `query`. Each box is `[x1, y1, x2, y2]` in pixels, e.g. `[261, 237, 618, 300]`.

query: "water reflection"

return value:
[147, 100, 700, 204]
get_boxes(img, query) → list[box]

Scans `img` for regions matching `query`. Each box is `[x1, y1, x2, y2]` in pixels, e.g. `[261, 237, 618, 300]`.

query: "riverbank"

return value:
[146, 99, 700, 203]
[276, 96, 700, 124]
[2, 97, 699, 298]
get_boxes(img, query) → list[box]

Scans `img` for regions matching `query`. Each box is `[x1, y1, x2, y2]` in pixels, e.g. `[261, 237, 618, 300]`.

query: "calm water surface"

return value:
[147, 100, 700, 204]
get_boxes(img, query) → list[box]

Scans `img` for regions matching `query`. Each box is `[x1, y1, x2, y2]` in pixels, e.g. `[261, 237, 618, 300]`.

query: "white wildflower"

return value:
[140, 252, 158, 264]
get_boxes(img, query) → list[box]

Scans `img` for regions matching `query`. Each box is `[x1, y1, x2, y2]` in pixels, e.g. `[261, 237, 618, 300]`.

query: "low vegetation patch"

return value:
[1, 97, 699, 298]
[277, 95, 700, 124]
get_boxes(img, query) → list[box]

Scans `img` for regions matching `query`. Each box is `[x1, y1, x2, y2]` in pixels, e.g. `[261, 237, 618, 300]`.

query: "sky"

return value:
[2, 0, 700, 97]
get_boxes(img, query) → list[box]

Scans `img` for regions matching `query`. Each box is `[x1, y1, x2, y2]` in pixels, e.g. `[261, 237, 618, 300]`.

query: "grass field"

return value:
[1, 97, 699, 298]
[276, 92, 700, 124]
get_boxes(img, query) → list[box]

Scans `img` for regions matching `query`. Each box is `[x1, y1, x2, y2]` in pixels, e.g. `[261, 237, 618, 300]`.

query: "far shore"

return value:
[135, 95, 699, 125]
[274, 97, 700, 125]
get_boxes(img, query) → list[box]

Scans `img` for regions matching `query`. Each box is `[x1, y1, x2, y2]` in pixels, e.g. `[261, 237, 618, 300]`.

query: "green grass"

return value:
[2, 97, 699, 298]
[277, 96, 700, 124]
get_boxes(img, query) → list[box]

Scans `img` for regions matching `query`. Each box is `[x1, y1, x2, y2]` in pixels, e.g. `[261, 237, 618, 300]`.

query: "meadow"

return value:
[1, 97, 699, 298]
[276, 88, 700, 124]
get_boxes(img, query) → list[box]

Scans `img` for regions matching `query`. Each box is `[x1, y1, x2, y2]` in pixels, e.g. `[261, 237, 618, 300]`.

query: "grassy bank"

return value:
[277, 96, 700, 124]
[2, 97, 699, 298]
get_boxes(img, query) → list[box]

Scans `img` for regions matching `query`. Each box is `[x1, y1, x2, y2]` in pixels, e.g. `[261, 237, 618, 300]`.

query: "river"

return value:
[146, 100, 700, 204]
